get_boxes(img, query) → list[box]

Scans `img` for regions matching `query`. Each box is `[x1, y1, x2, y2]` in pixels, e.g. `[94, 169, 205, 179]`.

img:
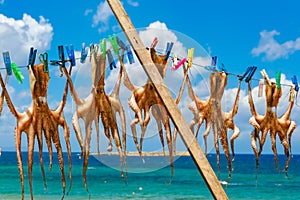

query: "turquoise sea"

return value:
[0, 152, 299, 199]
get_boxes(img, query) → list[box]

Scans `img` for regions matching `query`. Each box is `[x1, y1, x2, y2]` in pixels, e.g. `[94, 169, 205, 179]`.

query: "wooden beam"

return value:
[106, 0, 228, 199]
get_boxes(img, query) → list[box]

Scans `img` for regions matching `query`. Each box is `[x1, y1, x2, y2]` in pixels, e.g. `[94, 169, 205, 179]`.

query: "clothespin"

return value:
[39, 52, 48, 72]
[100, 39, 107, 59]
[150, 37, 158, 48]
[275, 71, 281, 89]
[204, 66, 218, 72]
[80, 43, 88, 63]
[58, 45, 65, 67]
[11, 63, 24, 84]
[245, 66, 257, 83]
[221, 63, 228, 75]
[211, 56, 217, 66]
[291, 75, 299, 92]
[109, 34, 119, 55]
[172, 57, 187, 71]
[116, 36, 127, 50]
[65, 45, 76, 66]
[238, 67, 251, 81]
[172, 54, 178, 69]
[187, 48, 194, 68]
[107, 49, 116, 70]
[28, 47, 37, 68]
[164, 42, 174, 61]
[258, 79, 264, 97]
[2, 51, 12, 75]
[126, 44, 135, 64]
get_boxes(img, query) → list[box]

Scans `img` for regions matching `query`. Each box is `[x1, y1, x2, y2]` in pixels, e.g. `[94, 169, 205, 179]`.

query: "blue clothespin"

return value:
[221, 63, 228, 74]
[126, 44, 135, 64]
[80, 43, 88, 63]
[107, 49, 116, 70]
[109, 34, 119, 55]
[2, 51, 12, 75]
[28, 47, 37, 68]
[65, 45, 76, 66]
[58, 45, 65, 67]
[116, 36, 127, 50]
[292, 75, 299, 92]
[164, 42, 174, 61]
[204, 66, 218, 72]
[211, 56, 217, 66]
[245, 66, 257, 83]
[239, 67, 251, 81]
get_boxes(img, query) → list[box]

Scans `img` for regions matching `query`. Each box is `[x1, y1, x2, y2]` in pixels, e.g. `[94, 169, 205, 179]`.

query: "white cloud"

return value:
[92, 1, 113, 33]
[251, 30, 300, 61]
[127, 0, 139, 7]
[84, 9, 93, 16]
[0, 13, 53, 65]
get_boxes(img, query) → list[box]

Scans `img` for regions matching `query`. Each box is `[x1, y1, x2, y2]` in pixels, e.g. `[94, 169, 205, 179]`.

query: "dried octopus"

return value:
[0, 61, 72, 200]
[185, 70, 241, 178]
[248, 70, 296, 173]
[124, 43, 174, 174]
[62, 45, 126, 193]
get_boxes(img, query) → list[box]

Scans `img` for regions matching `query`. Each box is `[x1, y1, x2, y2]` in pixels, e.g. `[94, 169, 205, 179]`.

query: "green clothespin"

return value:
[109, 34, 119, 55]
[100, 38, 107, 59]
[11, 63, 24, 84]
[39, 52, 48, 72]
[275, 71, 281, 88]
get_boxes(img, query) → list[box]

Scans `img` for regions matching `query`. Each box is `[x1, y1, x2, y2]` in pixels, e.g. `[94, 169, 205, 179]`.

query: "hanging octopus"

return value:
[61, 44, 126, 193]
[184, 70, 241, 178]
[123, 41, 174, 175]
[0, 60, 72, 200]
[0, 74, 8, 115]
[248, 69, 296, 173]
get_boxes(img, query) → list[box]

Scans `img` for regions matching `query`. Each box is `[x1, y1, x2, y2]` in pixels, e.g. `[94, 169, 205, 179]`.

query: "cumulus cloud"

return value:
[0, 13, 53, 65]
[127, 0, 139, 7]
[84, 9, 93, 16]
[251, 30, 300, 61]
[92, 1, 113, 33]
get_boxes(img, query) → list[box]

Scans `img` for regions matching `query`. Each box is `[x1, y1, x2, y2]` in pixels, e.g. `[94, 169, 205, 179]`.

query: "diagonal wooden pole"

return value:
[106, 0, 228, 199]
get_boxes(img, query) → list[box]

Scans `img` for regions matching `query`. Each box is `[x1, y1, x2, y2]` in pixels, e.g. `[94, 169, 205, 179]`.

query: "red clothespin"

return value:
[172, 57, 187, 71]
[258, 79, 264, 97]
[150, 37, 158, 48]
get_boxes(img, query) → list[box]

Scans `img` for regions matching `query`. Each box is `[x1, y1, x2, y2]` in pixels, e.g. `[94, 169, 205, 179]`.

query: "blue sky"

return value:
[0, 0, 300, 155]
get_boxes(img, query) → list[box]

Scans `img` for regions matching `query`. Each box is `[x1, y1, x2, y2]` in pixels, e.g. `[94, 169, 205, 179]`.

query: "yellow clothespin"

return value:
[187, 48, 194, 68]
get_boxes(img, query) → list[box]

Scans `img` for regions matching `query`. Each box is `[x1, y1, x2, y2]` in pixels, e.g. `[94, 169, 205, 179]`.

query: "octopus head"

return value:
[149, 48, 168, 78]
[29, 63, 50, 101]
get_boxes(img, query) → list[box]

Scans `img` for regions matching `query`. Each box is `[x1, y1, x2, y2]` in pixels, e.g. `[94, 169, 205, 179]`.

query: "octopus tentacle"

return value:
[220, 128, 232, 178]
[15, 127, 24, 200]
[43, 118, 53, 170]
[203, 120, 211, 155]
[72, 112, 84, 157]
[270, 130, 278, 171]
[229, 125, 240, 161]
[82, 121, 92, 194]
[36, 117, 48, 191]
[0, 74, 8, 115]
[27, 125, 35, 200]
[52, 127, 66, 198]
